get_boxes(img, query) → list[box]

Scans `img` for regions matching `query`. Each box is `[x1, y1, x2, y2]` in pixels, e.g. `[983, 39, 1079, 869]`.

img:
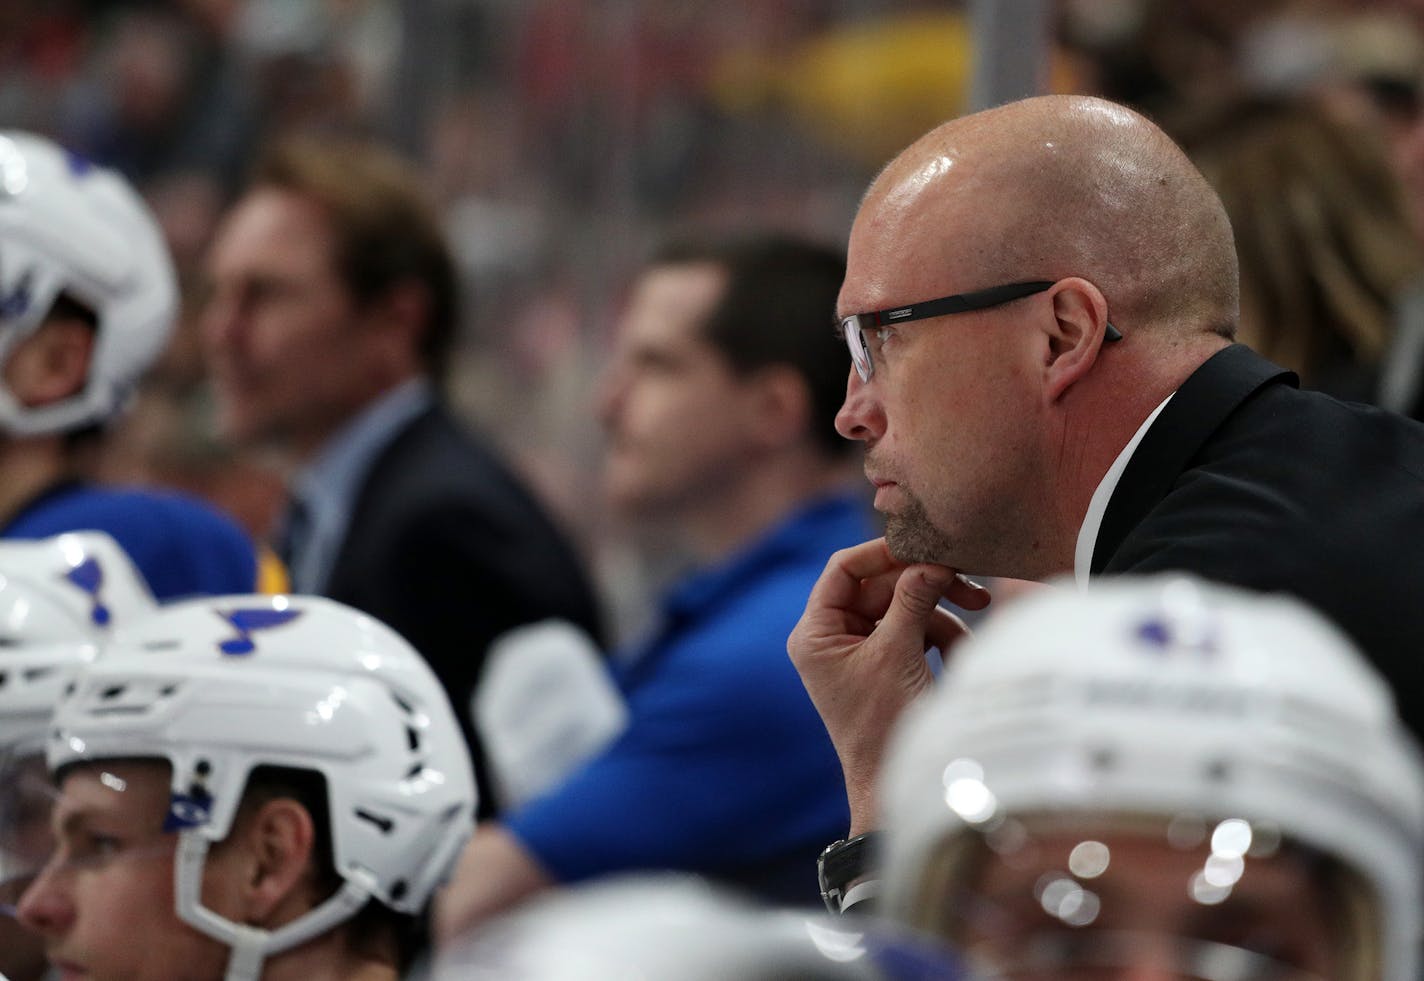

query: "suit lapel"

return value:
[1091, 345, 1296, 575]
[323, 404, 439, 598]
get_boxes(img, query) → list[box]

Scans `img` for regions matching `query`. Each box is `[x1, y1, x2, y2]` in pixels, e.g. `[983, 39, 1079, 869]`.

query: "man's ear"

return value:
[363, 280, 430, 361]
[230, 798, 320, 925]
[1042, 277, 1111, 403]
[744, 365, 812, 452]
[3, 318, 94, 407]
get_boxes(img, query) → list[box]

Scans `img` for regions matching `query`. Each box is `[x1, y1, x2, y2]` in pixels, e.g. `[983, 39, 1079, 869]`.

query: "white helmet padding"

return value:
[0, 131, 175, 436]
[880, 576, 1424, 981]
[45, 594, 477, 981]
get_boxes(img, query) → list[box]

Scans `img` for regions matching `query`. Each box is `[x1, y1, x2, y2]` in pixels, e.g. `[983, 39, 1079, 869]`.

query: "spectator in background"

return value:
[1337, 14, 1424, 421]
[0, 131, 279, 598]
[877, 576, 1424, 981]
[434, 236, 872, 937]
[1184, 98, 1424, 400]
[199, 137, 604, 818]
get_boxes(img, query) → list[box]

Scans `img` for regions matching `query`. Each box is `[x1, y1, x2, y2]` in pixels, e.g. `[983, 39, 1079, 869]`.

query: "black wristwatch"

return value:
[817, 831, 881, 914]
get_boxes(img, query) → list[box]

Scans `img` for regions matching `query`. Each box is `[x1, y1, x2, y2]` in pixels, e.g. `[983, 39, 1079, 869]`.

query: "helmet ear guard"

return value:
[879, 575, 1424, 981]
[0, 132, 176, 436]
[45, 594, 477, 981]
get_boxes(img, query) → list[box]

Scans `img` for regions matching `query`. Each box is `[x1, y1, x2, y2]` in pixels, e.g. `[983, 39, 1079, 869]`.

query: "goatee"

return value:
[883, 492, 956, 566]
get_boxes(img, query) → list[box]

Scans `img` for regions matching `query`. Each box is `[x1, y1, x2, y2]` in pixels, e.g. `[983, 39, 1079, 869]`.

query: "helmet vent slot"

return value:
[1204, 760, 1232, 783]
[82, 678, 178, 715]
[406, 726, 420, 752]
[355, 808, 395, 834]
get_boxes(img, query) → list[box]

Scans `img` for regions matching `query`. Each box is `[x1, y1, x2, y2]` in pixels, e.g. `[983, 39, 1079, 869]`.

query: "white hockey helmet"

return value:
[0, 131, 176, 435]
[880, 576, 1424, 981]
[0, 531, 155, 900]
[436, 874, 965, 981]
[44, 594, 477, 981]
[0, 531, 155, 755]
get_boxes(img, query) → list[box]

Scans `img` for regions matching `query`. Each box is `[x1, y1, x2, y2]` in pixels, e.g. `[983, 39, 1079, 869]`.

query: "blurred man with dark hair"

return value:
[200, 137, 603, 818]
[434, 235, 873, 939]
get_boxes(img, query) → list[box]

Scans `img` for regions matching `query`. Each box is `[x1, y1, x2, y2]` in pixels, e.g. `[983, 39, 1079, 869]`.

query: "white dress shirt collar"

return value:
[1073, 393, 1174, 589]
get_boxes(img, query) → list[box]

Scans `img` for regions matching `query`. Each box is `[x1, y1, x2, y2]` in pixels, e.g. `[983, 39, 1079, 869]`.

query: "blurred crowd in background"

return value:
[8, 0, 1424, 639]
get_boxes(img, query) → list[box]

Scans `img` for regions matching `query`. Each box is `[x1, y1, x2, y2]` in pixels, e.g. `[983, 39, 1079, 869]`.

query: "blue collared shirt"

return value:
[506, 489, 876, 904]
[284, 379, 434, 592]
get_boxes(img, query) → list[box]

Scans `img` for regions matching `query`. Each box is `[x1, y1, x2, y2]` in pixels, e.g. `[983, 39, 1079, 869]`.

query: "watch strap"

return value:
[817, 831, 882, 914]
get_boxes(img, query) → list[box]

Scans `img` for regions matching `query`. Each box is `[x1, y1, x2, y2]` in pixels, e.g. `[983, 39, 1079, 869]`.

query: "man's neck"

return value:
[279, 374, 429, 473]
[1044, 332, 1231, 577]
[0, 437, 75, 526]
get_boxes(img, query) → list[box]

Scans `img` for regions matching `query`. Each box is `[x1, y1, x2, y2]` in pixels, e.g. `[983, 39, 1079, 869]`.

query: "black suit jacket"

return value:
[1094, 344, 1424, 738]
[321, 402, 604, 818]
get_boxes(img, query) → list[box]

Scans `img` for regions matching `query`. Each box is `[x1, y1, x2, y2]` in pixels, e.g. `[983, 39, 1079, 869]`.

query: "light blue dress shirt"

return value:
[284, 379, 434, 592]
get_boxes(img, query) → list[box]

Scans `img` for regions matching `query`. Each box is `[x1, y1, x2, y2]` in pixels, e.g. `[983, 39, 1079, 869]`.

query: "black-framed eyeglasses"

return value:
[837, 279, 1122, 382]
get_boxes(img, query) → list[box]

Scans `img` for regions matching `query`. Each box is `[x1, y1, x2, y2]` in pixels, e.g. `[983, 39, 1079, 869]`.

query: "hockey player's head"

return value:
[0, 532, 154, 981]
[880, 576, 1424, 981]
[0, 132, 176, 439]
[15, 594, 476, 981]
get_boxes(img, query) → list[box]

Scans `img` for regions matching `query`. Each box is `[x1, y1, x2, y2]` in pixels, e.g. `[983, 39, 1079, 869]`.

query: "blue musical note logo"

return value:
[1134, 616, 1217, 658]
[217, 607, 303, 656]
[64, 556, 110, 626]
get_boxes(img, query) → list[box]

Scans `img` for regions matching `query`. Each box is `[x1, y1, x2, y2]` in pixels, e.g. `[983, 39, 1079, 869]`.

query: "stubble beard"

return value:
[883, 489, 958, 567]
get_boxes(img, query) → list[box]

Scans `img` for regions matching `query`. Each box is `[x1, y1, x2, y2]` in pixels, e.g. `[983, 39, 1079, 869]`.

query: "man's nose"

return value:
[198, 289, 246, 357]
[14, 863, 73, 936]
[594, 364, 629, 432]
[835, 370, 884, 442]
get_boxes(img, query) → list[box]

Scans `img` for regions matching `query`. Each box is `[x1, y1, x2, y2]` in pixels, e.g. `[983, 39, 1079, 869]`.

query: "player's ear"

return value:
[231, 797, 320, 925]
[4, 317, 94, 407]
[744, 364, 812, 452]
[1041, 277, 1112, 402]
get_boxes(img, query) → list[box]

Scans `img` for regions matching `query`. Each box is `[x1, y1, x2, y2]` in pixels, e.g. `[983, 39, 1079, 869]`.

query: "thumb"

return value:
[879, 565, 955, 642]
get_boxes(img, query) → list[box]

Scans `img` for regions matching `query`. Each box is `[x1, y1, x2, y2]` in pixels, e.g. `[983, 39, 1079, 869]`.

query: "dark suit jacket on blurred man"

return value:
[201, 138, 602, 818]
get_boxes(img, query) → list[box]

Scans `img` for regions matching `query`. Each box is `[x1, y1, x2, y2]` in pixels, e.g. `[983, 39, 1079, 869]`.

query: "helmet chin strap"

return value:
[173, 831, 374, 981]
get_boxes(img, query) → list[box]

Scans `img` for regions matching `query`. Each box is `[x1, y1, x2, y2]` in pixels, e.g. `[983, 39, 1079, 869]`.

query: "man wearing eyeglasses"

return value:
[789, 93, 1424, 911]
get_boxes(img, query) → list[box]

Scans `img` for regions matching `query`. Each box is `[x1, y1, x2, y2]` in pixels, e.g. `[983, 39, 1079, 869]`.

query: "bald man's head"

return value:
[855, 95, 1239, 339]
